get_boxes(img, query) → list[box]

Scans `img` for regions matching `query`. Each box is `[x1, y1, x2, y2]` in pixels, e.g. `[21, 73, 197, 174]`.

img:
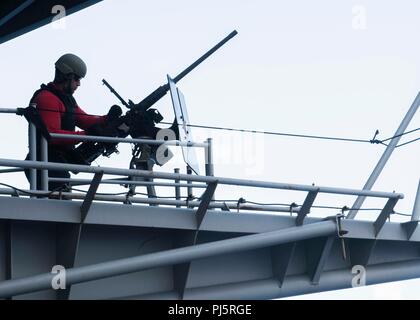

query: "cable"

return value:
[70, 186, 191, 199]
[23, 105, 420, 150]
[70, 187, 128, 196]
[212, 197, 387, 212]
[396, 137, 420, 148]
[162, 121, 371, 144]
[0, 182, 65, 197]
[31, 107, 372, 144]
[381, 127, 420, 143]
[392, 212, 412, 217]
[27, 107, 420, 148]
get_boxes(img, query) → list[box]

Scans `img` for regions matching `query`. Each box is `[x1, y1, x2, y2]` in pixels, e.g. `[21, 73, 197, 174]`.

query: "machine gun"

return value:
[75, 30, 238, 165]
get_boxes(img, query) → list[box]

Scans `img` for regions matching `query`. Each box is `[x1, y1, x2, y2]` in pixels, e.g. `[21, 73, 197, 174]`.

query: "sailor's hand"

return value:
[107, 104, 123, 121]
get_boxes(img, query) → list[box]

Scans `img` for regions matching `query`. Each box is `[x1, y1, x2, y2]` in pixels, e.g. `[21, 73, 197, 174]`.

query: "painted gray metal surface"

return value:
[0, 195, 417, 240]
[0, 220, 337, 298]
[0, 155, 416, 300]
[40, 136, 48, 191]
[28, 122, 37, 191]
[0, 195, 419, 299]
[128, 259, 420, 300]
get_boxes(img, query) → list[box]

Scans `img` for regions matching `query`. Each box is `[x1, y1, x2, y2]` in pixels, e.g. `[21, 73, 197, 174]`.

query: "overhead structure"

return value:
[0, 0, 103, 45]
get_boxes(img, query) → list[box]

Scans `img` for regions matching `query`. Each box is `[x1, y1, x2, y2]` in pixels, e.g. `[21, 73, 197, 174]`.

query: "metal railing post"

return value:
[28, 122, 37, 192]
[205, 138, 214, 177]
[205, 138, 215, 201]
[174, 168, 181, 208]
[40, 136, 48, 191]
[187, 165, 193, 207]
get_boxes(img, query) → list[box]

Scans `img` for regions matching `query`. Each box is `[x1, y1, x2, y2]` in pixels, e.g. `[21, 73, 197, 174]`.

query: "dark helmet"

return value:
[55, 53, 87, 78]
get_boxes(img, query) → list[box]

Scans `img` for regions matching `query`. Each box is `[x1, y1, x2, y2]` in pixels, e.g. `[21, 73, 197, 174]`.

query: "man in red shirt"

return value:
[25, 53, 122, 192]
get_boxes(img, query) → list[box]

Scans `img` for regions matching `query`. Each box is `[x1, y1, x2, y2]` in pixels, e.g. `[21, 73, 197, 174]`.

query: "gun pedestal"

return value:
[128, 142, 157, 205]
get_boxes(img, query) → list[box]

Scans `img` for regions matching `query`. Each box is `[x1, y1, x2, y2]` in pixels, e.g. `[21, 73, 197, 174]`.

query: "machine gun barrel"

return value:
[133, 30, 238, 112]
[174, 30, 238, 83]
[102, 79, 130, 109]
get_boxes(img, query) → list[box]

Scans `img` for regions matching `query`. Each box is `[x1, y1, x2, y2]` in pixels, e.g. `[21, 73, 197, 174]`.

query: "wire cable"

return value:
[70, 186, 190, 199]
[396, 137, 420, 148]
[381, 127, 420, 143]
[392, 211, 412, 217]
[24, 107, 420, 148]
[161, 121, 372, 144]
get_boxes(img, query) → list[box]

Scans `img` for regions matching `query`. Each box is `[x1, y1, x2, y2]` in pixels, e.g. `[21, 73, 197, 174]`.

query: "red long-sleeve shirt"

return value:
[32, 83, 106, 145]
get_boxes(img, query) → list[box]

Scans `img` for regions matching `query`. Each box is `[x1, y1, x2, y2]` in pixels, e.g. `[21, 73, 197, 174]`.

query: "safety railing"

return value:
[0, 107, 415, 229]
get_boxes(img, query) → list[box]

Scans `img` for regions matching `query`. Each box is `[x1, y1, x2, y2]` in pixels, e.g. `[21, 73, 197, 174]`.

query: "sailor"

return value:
[24, 53, 122, 192]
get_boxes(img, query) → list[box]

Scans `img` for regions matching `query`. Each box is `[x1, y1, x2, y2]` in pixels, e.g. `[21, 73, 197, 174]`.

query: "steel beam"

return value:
[131, 259, 420, 300]
[0, 220, 337, 298]
[0, 0, 35, 27]
[412, 179, 420, 222]
[347, 92, 420, 219]
[306, 236, 335, 284]
[402, 221, 418, 240]
[172, 231, 196, 300]
[196, 182, 218, 230]
[296, 190, 318, 226]
[348, 238, 377, 266]
[80, 172, 103, 223]
[373, 198, 399, 237]
[55, 224, 82, 300]
[270, 243, 296, 287]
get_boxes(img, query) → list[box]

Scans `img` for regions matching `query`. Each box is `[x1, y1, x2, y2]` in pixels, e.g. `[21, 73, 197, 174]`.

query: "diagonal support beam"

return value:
[373, 198, 399, 237]
[402, 221, 419, 240]
[0, 0, 35, 27]
[348, 239, 377, 266]
[307, 236, 335, 284]
[0, 220, 337, 298]
[296, 190, 319, 226]
[173, 181, 217, 299]
[55, 224, 82, 300]
[271, 243, 296, 287]
[196, 181, 218, 230]
[411, 179, 420, 221]
[80, 171, 103, 223]
[172, 231, 196, 300]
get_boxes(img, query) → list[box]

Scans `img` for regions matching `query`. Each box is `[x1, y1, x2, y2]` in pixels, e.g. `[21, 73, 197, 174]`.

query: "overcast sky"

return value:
[1, 0, 419, 299]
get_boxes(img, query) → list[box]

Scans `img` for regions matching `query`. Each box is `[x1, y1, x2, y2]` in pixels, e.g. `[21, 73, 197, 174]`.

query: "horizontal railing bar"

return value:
[50, 133, 207, 148]
[0, 108, 20, 114]
[0, 168, 24, 173]
[0, 159, 404, 199]
[48, 177, 208, 188]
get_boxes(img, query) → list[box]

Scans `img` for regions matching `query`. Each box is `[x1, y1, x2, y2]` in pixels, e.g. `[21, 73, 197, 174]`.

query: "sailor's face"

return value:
[70, 75, 81, 94]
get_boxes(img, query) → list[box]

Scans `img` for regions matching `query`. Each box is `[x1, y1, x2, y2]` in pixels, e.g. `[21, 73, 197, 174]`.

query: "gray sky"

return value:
[1, 0, 419, 299]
